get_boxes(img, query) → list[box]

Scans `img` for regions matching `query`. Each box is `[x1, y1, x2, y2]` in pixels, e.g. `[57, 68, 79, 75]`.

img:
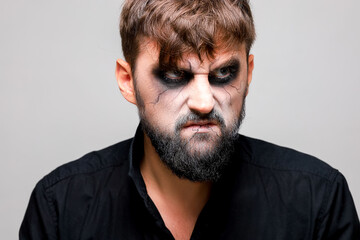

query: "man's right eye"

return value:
[158, 69, 191, 87]
[164, 70, 184, 81]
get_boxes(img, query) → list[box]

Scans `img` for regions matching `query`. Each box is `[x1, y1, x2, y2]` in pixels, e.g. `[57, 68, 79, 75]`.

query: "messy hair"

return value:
[120, 0, 256, 68]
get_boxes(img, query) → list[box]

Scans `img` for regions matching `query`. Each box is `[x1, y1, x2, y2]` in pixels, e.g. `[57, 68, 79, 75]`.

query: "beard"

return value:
[139, 105, 246, 182]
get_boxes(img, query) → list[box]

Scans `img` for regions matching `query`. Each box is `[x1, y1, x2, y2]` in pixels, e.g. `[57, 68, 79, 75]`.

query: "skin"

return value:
[116, 39, 254, 240]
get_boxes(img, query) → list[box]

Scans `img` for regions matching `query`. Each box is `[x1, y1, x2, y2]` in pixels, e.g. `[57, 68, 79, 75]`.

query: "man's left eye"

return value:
[212, 67, 231, 78]
[208, 64, 239, 85]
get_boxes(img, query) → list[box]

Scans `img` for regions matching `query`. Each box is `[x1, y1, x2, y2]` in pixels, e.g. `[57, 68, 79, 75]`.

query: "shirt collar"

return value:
[128, 124, 165, 224]
[128, 124, 149, 201]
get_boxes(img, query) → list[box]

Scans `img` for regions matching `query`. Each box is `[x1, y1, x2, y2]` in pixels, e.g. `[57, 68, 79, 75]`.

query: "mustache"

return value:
[175, 110, 226, 132]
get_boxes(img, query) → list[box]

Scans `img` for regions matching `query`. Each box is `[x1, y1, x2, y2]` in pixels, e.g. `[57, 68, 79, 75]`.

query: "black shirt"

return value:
[20, 126, 360, 239]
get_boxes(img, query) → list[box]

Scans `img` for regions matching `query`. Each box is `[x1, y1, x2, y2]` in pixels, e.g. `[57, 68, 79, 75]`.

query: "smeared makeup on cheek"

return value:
[146, 54, 246, 107]
[138, 64, 189, 106]
[210, 58, 244, 105]
[135, 67, 187, 107]
[149, 89, 169, 105]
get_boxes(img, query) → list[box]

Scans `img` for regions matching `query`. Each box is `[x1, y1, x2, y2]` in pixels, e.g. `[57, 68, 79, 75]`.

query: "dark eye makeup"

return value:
[209, 60, 240, 86]
[152, 59, 240, 88]
[152, 67, 192, 88]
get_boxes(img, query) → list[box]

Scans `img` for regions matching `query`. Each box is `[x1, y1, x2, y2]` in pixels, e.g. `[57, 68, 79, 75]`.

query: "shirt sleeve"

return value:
[19, 181, 58, 240]
[316, 172, 360, 239]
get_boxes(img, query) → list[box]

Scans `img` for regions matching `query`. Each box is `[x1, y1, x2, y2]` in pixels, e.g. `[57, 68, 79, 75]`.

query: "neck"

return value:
[141, 133, 212, 208]
[140, 133, 211, 239]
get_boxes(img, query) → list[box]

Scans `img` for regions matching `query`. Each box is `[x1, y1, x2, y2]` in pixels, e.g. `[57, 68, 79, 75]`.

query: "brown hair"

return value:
[120, 0, 255, 68]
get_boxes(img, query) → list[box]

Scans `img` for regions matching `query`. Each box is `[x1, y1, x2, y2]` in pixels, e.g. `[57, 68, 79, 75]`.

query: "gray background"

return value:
[1, 0, 359, 238]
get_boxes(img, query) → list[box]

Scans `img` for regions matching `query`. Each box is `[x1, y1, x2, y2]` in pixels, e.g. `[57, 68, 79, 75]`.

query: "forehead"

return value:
[136, 38, 247, 69]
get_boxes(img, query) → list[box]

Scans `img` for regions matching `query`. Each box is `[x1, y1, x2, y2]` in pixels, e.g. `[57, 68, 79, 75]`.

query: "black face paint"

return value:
[151, 58, 241, 89]
[152, 67, 193, 88]
[209, 59, 240, 86]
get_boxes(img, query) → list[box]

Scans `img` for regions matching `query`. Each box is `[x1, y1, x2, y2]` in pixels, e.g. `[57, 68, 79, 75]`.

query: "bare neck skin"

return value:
[141, 133, 212, 240]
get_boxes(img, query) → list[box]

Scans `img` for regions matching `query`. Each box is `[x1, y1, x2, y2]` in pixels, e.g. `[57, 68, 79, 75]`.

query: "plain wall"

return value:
[1, 0, 359, 238]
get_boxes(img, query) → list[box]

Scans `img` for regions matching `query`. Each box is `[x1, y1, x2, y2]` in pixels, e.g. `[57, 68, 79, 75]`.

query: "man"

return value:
[20, 0, 359, 239]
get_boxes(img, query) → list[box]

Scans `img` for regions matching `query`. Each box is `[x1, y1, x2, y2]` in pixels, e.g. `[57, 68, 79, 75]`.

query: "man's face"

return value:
[131, 40, 253, 181]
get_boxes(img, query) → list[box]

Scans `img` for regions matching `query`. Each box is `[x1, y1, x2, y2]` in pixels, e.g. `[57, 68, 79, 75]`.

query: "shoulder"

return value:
[20, 138, 136, 239]
[39, 138, 133, 190]
[237, 135, 339, 183]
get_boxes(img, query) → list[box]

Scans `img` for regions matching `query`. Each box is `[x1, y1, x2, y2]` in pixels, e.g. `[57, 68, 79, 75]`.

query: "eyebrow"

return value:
[153, 57, 241, 74]
[209, 57, 241, 71]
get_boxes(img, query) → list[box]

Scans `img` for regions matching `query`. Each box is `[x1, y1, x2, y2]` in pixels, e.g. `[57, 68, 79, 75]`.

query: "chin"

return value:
[185, 135, 220, 152]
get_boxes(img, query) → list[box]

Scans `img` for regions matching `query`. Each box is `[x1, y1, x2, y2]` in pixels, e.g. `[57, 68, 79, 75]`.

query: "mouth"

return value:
[182, 120, 219, 132]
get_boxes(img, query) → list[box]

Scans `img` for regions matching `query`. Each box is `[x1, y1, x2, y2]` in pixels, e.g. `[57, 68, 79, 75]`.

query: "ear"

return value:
[115, 59, 137, 105]
[246, 54, 254, 96]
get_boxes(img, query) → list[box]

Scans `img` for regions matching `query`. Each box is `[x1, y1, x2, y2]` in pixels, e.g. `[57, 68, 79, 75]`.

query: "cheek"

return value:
[136, 75, 170, 107]
[155, 88, 188, 121]
[141, 85, 186, 124]
[143, 75, 186, 105]
[215, 79, 246, 104]
[213, 81, 247, 120]
[146, 86, 186, 108]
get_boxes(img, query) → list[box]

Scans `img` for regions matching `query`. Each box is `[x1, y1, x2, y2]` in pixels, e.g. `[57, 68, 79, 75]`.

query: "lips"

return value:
[182, 120, 218, 130]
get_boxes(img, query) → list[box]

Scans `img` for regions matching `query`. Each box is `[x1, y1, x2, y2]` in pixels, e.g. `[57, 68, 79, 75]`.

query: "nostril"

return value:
[187, 95, 215, 114]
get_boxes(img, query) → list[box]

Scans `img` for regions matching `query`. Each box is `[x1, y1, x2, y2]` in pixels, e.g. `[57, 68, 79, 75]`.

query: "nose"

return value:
[186, 75, 215, 115]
